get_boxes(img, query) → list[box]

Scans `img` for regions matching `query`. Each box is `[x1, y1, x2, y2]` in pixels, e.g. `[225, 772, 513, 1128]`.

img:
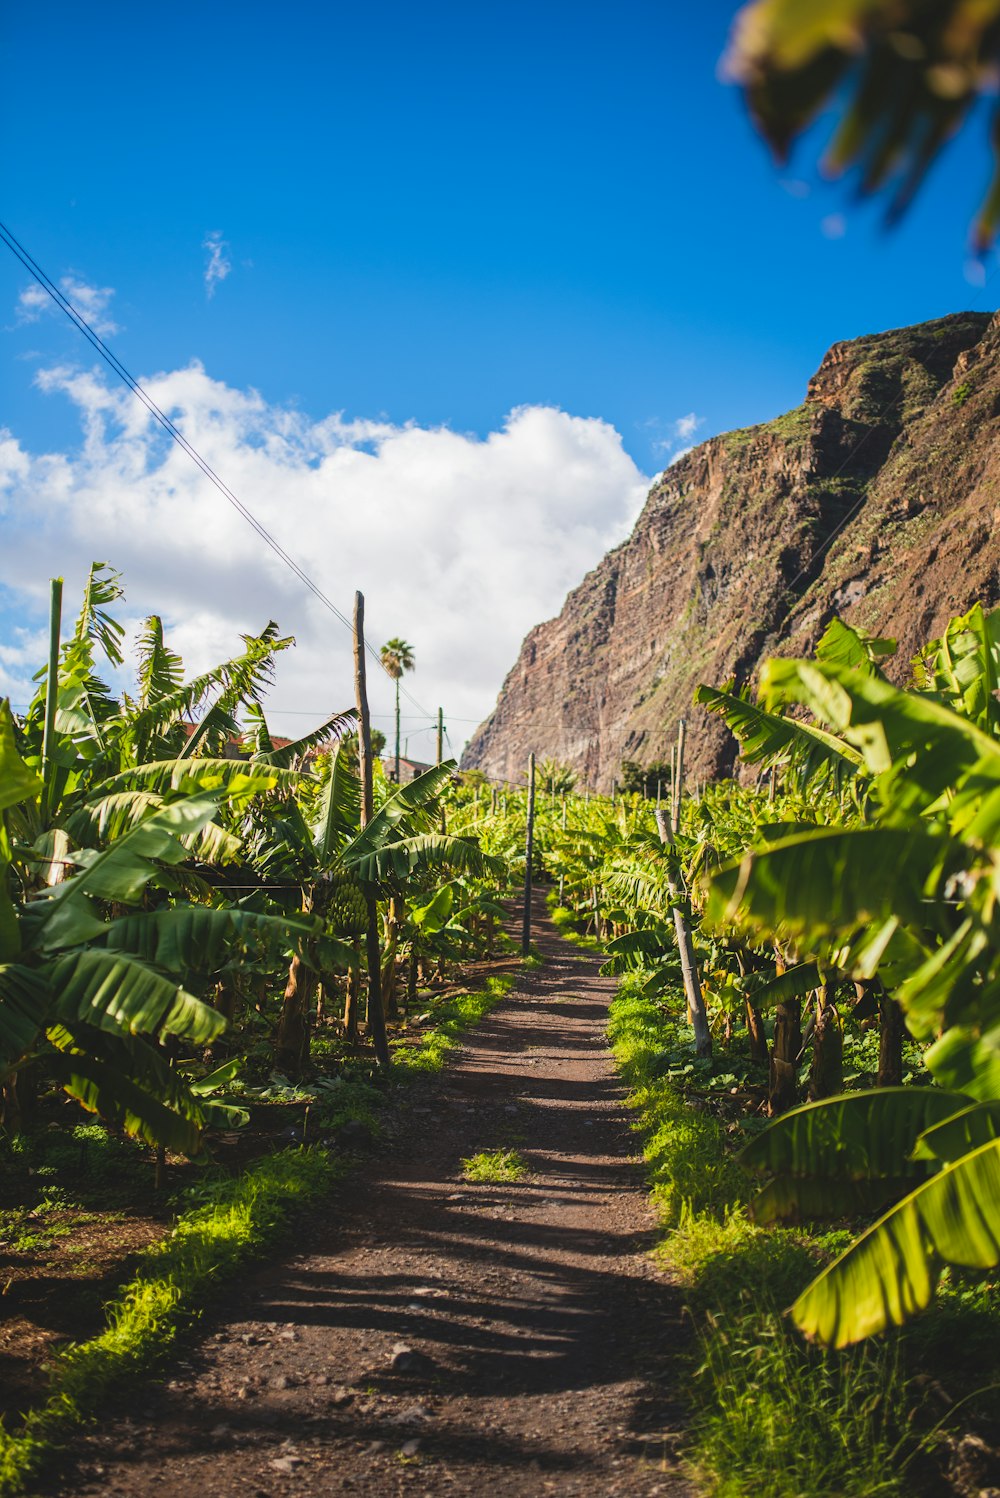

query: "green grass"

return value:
[392, 973, 515, 1074]
[607, 975, 923, 1498]
[0, 1148, 338, 1497]
[460, 1148, 528, 1182]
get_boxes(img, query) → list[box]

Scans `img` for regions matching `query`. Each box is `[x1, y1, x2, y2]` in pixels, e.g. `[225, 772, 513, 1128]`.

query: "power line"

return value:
[0, 219, 436, 718]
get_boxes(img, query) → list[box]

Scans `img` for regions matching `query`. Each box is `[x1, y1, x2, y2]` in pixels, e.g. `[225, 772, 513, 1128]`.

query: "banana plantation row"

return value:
[3, 564, 999, 1358]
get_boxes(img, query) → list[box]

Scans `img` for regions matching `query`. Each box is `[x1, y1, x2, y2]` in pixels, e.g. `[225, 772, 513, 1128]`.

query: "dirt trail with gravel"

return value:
[50, 899, 693, 1497]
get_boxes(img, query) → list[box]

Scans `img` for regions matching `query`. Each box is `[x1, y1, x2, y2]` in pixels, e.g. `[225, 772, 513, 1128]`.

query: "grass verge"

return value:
[607, 975, 1000, 1498]
[392, 973, 515, 1073]
[0, 1148, 338, 1498]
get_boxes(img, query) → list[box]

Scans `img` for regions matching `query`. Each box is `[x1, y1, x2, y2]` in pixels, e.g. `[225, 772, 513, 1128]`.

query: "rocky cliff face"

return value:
[463, 311, 1000, 788]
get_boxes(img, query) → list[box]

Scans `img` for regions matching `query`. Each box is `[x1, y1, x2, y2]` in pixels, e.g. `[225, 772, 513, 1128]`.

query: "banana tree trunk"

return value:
[343, 949, 360, 1043]
[274, 951, 315, 1080]
[381, 896, 403, 1021]
[878, 987, 905, 1087]
[808, 984, 843, 1101]
[769, 996, 801, 1115]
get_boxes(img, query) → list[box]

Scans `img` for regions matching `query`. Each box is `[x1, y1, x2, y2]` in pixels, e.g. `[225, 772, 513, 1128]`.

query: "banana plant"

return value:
[703, 604, 1000, 1344]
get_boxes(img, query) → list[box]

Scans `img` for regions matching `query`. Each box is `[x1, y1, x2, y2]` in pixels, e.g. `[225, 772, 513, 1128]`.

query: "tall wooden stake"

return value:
[656, 807, 711, 1057]
[522, 752, 536, 956]
[672, 718, 687, 836]
[354, 592, 390, 1073]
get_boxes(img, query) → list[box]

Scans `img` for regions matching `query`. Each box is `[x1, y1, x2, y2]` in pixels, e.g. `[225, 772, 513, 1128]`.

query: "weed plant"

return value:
[461, 1148, 528, 1182]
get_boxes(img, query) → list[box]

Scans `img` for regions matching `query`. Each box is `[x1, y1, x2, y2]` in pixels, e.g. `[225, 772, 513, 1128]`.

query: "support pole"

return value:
[436, 707, 444, 765]
[521, 752, 536, 956]
[656, 807, 711, 1057]
[354, 592, 390, 1072]
[672, 719, 687, 837]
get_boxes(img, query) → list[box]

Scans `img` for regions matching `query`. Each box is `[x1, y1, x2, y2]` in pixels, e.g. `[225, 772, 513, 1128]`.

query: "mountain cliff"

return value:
[462, 311, 1000, 788]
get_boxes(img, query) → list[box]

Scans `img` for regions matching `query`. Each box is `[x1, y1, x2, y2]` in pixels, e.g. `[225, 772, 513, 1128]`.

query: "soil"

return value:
[42, 898, 694, 1496]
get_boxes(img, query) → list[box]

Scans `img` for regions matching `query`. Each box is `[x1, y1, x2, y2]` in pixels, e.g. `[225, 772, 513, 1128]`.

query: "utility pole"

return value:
[353, 592, 390, 1073]
[522, 752, 536, 956]
[436, 707, 444, 765]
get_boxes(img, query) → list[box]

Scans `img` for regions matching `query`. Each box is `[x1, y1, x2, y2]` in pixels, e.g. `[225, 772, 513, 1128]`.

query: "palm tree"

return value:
[380, 638, 415, 785]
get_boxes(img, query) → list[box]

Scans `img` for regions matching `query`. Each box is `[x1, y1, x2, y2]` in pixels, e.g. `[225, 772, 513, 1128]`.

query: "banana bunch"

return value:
[325, 868, 368, 936]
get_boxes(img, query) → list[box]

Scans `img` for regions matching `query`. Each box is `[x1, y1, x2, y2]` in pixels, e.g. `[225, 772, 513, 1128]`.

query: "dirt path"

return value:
[51, 900, 693, 1497]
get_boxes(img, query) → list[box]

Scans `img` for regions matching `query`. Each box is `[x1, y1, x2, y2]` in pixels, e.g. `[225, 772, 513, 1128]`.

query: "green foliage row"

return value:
[608, 977, 938, 1498]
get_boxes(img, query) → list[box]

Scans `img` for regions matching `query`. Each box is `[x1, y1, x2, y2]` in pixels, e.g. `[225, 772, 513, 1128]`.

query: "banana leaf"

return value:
[793, 1138, 1000, 1347]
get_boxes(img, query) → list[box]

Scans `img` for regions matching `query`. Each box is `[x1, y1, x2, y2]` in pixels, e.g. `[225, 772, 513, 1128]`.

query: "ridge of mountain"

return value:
[462, 310, 1000, 788]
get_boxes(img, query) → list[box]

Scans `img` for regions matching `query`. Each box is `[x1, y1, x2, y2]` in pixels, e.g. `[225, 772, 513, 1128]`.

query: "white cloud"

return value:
[16, 277, 120, 337]
[203, 232, 232, 298]
[668, 444, 694, 466]
[673, 412, 703, 441]
[0, 364, 650, 751]
[645, 410, 705, 457]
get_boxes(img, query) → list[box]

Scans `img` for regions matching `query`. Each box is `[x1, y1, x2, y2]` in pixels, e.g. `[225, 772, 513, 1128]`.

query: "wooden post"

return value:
[655, 805, 711, 1056]
[41, 578, 63, 820]
[436, 707, 444, 765]
[561, 793, 567, 830]
[522, 752, 536, 955]
[656, 779, 662, 809]
[354, 591, 391, 1073]
[672, 719, 686, 836]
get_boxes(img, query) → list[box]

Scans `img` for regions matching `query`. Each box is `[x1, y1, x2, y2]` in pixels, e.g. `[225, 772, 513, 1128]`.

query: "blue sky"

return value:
[1, 0, 997, 748]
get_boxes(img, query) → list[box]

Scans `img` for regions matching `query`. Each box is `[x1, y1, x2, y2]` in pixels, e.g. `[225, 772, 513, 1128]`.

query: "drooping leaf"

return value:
[707, 826, 948, 943]
[793, 1139, 1000, 1347]
[740, 1087, 970, 1182]
[0, 699, 43, 812]
[50, 947, 225, 1044]
[0, 963, 51, 1065]
[45, 1036, 204, 1153]
[914, 1099, 1000, 1163]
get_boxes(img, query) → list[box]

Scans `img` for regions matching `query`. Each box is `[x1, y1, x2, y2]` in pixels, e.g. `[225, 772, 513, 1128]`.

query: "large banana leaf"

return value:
[914, 1099, 1000, 1164]
[740, 1087, 970, 1183]
[46, 1034, 204, 1153]
[760, 658, 1000, 813]
[0, 962, 51, 1065]
[50, 947, 225, 1044]
[37, 794, 221, 910]
[346, 831, 505, 888]
[99, 758, 302, 798]
[750, 1174, 916, 1225]
[0, 700, 43, 812]
[814, 618, 896, 675]
[252, 709, 355, 768]
[707, 825, 948, 941]
[924, 1021, 1000, 1101]
[694, 683, 863, 782]
[600, 927, 675, 974]
[793, 1138, 1000, 1347]
[104, 905, 318, 974]
[346, 762, 457, 860]
[911, 603, 1000, 732]
[314, 744, 361, 862]
[745, 961, 821, 1009]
